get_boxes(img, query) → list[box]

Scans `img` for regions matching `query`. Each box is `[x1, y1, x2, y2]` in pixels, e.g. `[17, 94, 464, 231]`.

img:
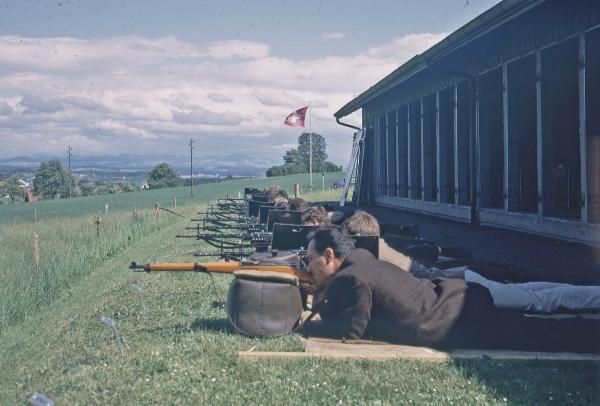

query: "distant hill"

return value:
[0, 152, 279, 179]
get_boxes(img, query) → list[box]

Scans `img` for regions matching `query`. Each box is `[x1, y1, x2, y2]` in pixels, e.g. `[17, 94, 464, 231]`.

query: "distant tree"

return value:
[323, 161, 342, 172]
[283, 148, 302, 167]
[147, 163, 180, 189]
[266, 133, 342, 177]
[4, 176, 26, 203]
[96, 183, 119, 195]
[33, 159, 73, 199]
[77, 178, 96, 196]
[116, 180, 138, 193]
[266, 165, 285, 177]
[298, 132, 327, 173]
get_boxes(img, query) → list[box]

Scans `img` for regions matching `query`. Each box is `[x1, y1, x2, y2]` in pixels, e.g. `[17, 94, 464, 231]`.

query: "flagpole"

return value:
[309, 101, 312, 189]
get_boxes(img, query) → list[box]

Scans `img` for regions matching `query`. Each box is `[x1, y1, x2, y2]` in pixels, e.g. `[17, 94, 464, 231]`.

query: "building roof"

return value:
[334, 0, 544, 119]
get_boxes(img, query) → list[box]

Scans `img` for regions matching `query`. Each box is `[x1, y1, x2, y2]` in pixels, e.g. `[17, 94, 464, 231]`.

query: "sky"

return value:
[0, 0, 501, 169]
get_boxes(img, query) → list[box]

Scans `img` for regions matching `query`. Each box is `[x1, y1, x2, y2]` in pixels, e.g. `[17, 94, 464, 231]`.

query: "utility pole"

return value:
[67, 146, 72, 199]
[309, 101, 313, 189]
[189, 139, 194, 199]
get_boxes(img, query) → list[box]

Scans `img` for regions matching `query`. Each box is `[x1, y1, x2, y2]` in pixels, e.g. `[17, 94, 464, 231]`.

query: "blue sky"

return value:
[0, 0, 500, 168]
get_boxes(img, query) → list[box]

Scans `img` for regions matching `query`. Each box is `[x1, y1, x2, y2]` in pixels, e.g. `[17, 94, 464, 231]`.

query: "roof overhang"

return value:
[334, 0, 545, 119]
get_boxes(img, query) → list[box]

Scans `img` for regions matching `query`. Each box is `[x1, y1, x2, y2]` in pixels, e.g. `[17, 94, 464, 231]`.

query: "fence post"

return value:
[133, 207, 138, 220]
[155, 203, 160, 219]
[33, 234, 40, 273]
[34, 209, 37, 223]
[174, 196, 177, 209]
[104, 203, 109, 214]
[294, 183, 301, 198]
[95, 216, 102, 237]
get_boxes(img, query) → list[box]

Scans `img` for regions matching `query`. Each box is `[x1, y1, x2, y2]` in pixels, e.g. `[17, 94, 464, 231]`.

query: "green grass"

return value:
[0, 207, 180, 331]
[0, 172, 345, 223]
[0, 177, 598, 405]
[0, 174, 347, 332]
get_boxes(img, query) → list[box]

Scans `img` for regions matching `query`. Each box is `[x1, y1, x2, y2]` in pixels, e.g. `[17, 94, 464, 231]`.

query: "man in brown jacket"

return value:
[304, 227, 600, 352]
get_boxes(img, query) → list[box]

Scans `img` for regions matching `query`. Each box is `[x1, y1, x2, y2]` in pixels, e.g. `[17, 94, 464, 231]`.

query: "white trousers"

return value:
[464, 270, 600, 313]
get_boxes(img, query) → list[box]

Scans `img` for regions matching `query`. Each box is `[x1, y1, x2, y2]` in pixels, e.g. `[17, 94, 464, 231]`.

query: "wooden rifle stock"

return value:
[130, 261, 315, 283]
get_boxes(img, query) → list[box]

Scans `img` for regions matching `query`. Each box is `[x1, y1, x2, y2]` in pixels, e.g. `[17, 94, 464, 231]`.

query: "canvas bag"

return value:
[226, 270, 303, 337]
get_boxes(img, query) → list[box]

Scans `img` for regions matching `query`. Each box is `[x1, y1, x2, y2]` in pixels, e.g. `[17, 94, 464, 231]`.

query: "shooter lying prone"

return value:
[303, 227, 600, 354]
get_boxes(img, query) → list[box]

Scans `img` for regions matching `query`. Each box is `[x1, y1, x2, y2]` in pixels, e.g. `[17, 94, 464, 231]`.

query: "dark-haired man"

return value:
[341, 211, 600, 313]
[304, 227, 600, 353]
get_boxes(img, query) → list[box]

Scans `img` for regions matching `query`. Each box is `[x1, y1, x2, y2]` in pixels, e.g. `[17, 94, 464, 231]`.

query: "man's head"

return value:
[265, 185, 281, 200]
[341, 210, 380, 236]
[288, 197, 309, 212]
[271, 190, 289, 208]
[274, 199, 288, 209]
[307, 227, 355, 287]
[302, 205, 330, 226]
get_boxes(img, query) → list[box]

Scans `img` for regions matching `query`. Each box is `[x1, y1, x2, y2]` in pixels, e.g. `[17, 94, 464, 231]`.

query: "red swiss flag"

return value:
[284, 106, 308, 127]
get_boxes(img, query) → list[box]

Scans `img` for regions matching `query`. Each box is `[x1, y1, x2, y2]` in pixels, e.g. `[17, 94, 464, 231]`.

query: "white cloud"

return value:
[322, 32, 346, 41]
[206, 40, 270, 59]
[19, 95, 64, 114]
[252, 89, 305, 108]
[0, 101, 14, 115]
[207, 92, 233, 103]
[367, 33, 445, 59]
[171, 108, 245, 126]
[0, 32, 447, 163]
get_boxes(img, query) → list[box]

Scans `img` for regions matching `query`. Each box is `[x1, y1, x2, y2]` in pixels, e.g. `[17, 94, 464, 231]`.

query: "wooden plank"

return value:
[238, 351, 442, 361]
[238, 337, 600, 362]
[238, 349, 600, 362]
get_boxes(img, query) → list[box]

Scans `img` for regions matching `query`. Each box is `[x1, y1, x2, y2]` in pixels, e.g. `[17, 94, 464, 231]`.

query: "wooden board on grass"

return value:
[238, 337, 600, 362]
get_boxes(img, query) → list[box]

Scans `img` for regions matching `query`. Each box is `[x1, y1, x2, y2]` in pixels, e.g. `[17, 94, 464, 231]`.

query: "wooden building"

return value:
[335, 0, 600, 245]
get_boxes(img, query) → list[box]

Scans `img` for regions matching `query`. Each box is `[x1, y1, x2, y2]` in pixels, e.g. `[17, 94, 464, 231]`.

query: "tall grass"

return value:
[306, 187, 353, 203]
[0, 207, 182, 332]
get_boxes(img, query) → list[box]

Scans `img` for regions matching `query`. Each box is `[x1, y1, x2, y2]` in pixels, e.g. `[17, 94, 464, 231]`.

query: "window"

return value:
[586, 28, 600, 224]
[457, 81, 471, 205]
[422, 94, 437, 201]
[541, 37, 580, 219]
[507, 54, 538, 213]
[439, 86, 456, 203]
[479, 68, 505, 209]
[409, 100, 422, 199]
[387, 110, 398, 197]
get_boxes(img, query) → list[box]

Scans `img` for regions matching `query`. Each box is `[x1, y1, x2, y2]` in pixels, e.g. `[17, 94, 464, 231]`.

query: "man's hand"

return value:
[300, 281, 318, 294]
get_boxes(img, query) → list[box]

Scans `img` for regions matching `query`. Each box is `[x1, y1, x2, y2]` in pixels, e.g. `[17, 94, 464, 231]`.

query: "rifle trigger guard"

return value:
[194, 263, 208, 273]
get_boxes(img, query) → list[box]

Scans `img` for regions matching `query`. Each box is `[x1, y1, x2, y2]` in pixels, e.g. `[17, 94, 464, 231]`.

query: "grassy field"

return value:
[0, 176, 598, 405]
[0, 172, 345, 223]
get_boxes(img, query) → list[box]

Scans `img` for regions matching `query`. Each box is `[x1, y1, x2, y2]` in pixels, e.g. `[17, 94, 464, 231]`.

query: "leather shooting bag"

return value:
[226, 270, 303, 337]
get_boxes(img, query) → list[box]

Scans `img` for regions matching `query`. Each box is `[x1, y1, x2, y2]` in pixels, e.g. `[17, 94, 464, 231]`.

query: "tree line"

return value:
[0, 160, 182, 203]
[266, 132, 341, 177]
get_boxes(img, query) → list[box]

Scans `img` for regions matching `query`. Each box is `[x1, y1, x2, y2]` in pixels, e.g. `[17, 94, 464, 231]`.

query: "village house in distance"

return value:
[336, 0, 600, 246]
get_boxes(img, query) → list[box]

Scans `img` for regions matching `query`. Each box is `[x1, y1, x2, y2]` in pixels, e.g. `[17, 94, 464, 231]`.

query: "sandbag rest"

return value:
[226, 270, 303, 338]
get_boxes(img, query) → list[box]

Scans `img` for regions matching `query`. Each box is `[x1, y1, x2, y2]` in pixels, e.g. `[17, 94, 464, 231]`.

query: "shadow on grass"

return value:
[190, 317, 233, 334]
[141, 318, 234, 337]
[452, 359, 600, 404]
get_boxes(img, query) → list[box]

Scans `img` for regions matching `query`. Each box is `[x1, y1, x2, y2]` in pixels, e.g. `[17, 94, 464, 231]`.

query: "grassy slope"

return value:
[0, 172, 345, 223]
[0, 185, 598, 404]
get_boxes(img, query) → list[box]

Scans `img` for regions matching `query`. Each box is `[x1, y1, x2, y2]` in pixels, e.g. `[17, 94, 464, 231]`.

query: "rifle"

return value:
[129, 260, 315, 283]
